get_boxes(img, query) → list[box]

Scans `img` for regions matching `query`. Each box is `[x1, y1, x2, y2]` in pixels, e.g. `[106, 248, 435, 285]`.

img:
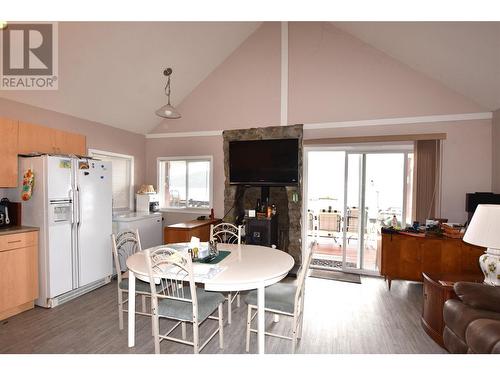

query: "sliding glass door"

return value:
[306, 147, 413, 274]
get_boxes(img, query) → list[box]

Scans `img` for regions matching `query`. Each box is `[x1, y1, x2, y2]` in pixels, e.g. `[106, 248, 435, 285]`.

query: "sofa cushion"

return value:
[443, 299, 500, 341]
[466, 319, 500, 354]
[443, 326, 469, 354]
[454, 282, 500, 314]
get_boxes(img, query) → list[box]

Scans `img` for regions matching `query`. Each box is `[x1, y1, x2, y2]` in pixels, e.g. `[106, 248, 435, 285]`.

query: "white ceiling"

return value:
[0, 22, 261, 134]
[333, 22, 500, 111]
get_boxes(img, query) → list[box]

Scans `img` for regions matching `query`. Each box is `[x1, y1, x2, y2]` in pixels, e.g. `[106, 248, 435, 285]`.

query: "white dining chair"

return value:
[244, 247, 313, 354]
[144, 246, 225, 354]
[210, 222, 243, 324]
[111, 229, 157, 330]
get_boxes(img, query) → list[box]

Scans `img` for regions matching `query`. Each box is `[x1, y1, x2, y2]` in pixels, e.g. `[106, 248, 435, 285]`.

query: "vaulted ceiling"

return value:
[333, 22, 500, 111]
[1, 21, 499, 135]
[0, 22, 261, 134]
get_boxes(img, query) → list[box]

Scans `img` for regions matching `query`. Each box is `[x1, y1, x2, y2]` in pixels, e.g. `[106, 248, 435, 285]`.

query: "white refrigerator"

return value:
[16, 155, 113, 307]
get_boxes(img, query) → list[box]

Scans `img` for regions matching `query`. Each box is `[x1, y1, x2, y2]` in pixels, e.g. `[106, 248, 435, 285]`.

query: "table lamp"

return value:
[463, 204, 500, 286]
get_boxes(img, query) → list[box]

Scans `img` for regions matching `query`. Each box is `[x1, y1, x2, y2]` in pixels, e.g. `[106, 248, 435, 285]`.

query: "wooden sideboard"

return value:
[164, 218, 222, 244]
[0, 117, 87, 187]
[379, 232, 484, 289]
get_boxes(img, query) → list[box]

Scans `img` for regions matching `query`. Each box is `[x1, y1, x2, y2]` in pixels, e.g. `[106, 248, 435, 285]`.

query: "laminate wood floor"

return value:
[0, 276, 446, 354]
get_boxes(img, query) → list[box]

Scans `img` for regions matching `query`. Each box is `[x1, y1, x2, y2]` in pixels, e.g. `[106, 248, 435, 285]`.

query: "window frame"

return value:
[88, 148, 135, 212]
[157, 155, 213, 214]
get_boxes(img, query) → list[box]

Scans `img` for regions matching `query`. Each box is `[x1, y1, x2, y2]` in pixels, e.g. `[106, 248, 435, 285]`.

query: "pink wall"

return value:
[493, 109, 500, 192]
[0, 97, 146, 194]
[146, 22, 492, 224]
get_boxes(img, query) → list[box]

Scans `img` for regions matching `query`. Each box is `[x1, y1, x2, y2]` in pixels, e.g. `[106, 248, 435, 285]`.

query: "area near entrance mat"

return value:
[308, 268, 361, 284]
[195, 250, 231, 264]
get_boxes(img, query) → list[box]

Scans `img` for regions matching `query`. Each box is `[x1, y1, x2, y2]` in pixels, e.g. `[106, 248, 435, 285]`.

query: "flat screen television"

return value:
[229, 138, 299, 186]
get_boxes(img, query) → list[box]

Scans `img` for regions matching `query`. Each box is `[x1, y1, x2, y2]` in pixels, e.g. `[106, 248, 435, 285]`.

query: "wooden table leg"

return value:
[128, 271, 136, 347]
[257, 284, 265, 354]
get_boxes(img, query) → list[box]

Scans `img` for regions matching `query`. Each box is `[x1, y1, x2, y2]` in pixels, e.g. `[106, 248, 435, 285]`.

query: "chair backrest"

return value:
[144, 247, 199, 324]
[294, 244, 314, 313]
[111, 229, 142, 283]
[210, 222, 242, 244]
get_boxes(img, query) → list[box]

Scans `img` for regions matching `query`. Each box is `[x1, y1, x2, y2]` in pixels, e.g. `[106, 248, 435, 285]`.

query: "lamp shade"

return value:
[155, 104, 181, 119]
[463, 204, 500, 249]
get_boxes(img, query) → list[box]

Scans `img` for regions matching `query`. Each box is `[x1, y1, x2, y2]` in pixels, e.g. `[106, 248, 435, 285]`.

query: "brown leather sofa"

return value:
[443, 282, 500, 353]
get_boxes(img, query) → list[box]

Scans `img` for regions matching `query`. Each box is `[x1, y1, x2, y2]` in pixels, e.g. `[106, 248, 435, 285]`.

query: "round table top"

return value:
[126, 243, 295, 292]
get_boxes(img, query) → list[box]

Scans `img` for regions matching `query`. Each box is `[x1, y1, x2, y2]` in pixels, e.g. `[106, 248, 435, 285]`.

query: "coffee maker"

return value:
[0, 198, 11, 227]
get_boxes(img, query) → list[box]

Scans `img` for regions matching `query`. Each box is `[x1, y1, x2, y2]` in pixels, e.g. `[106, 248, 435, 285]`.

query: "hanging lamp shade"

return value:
[155, 103, 181, 119]
[155, 67, 181, 119]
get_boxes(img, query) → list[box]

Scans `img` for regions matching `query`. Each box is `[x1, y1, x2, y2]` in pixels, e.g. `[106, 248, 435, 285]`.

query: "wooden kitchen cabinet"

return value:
[1, 118, 87, 187]
[18, 121, 86, 155]
[18, 121, 56, 154]
[0, 230, 39, 321]
[164, 219, 222, 244]
[54, 129, 86, 155]
[0, 118, 19, 187]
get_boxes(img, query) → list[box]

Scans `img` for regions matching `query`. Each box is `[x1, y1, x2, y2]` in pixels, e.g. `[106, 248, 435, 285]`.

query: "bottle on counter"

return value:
[255, 199, 261, 213]
[391, 215, 398, 227]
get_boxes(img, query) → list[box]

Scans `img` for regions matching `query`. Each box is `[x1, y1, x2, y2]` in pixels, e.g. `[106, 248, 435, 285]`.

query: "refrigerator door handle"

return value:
[69, 189, 75, 224]
[76, 187, 82, 225]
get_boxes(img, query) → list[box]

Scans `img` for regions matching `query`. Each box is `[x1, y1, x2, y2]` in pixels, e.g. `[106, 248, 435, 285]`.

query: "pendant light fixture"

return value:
[155, 67, 181, 119]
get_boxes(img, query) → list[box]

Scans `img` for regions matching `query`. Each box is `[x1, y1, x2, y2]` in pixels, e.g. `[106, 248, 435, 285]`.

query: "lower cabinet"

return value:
[0, 231, 39, 320]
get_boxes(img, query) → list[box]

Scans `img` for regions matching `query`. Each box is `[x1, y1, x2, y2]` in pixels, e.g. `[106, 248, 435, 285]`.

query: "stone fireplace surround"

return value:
[223, 124, 303, 264]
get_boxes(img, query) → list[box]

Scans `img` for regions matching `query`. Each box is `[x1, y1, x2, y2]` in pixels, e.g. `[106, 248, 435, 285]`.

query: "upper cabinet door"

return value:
[18, 122, 57, 154]
[54, 129, 86, 155]
[18, 122, 86, 156]
[0, 118, 19, 187]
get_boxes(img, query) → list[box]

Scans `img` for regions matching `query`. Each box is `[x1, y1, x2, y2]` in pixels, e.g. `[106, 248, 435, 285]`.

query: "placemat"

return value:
[195, 250, 231, 264]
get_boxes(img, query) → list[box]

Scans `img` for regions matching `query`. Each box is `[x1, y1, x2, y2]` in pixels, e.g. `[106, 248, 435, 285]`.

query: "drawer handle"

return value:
[7, 240, 22, 244]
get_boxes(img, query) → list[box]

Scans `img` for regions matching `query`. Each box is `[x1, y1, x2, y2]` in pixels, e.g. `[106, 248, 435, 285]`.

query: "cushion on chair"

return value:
[119, 278, 163, 293]
[244, 283, 297, 314]
[157, 287, 225, 322]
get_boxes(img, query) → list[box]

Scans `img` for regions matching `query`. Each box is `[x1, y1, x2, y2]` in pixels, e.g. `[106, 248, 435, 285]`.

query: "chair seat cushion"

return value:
[119, 278, 163, 293]
[157, 287, 225, 322]
[245, 283, 297, 314]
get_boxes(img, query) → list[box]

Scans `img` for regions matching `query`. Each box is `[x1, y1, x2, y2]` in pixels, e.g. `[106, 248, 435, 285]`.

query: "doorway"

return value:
[304, 145, 414, 274]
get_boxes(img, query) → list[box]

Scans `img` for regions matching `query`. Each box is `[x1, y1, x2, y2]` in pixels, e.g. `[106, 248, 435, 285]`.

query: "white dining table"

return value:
[125, 242, 294, 354]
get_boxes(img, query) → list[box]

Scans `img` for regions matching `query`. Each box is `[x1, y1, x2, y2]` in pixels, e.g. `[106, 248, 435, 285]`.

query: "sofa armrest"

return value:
[454, 282, 500, 313]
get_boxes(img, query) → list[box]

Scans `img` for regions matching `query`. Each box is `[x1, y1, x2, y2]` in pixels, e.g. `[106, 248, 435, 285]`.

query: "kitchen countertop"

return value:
[0, 226, 40, 235]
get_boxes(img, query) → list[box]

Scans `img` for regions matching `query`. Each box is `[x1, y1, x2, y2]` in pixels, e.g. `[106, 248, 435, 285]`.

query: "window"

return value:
[89, 149, 134, 211]
[157, 156, 213, 211]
